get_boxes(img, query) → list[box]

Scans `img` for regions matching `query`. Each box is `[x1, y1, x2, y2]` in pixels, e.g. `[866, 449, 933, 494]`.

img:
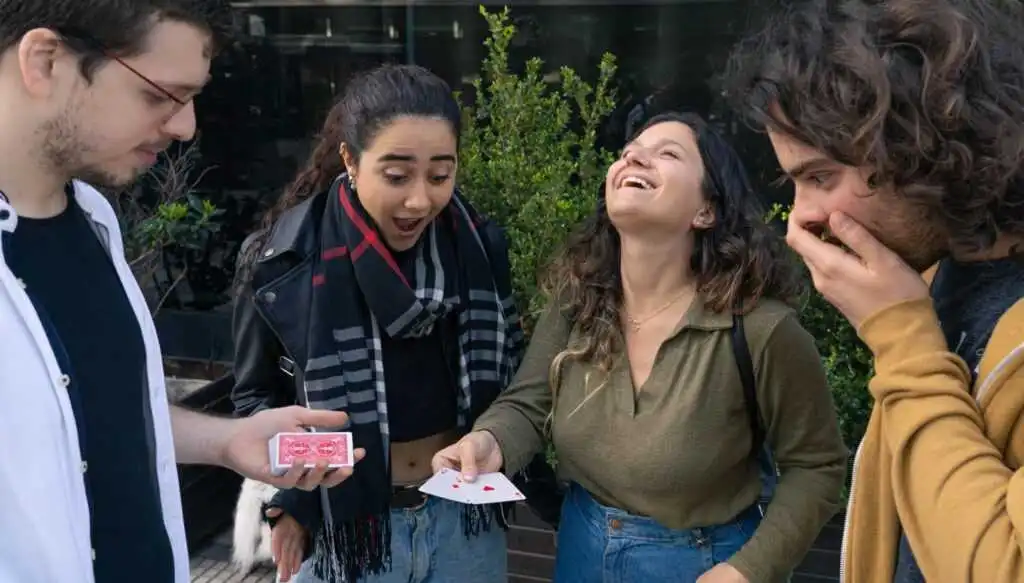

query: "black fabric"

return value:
[5, 195, 173, 583]
[302, 175, 524, 581]
[382, 247, 459, 443]
[230, 185, 563, 546]
[731, 314, 763, 461]
[894, 255, 1024, 583]
[731, 312, 778, 510]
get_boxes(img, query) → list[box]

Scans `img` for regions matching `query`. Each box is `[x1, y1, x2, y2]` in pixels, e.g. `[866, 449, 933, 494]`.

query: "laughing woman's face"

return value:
[604, 121, 713, 236]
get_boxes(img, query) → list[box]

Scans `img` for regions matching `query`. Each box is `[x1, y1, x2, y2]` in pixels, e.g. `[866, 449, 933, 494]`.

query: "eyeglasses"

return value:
[58, 30, 190, 118]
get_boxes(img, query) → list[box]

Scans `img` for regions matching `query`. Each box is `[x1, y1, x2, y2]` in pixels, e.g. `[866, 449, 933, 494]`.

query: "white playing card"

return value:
[418, 468, 527, 505]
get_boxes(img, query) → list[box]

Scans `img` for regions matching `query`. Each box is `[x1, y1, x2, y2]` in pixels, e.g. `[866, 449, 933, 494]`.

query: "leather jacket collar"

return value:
[254, 190, 328, 270]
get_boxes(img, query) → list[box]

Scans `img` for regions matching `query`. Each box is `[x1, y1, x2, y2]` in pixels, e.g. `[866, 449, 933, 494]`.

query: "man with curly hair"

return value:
[726, 1, 1024, 582]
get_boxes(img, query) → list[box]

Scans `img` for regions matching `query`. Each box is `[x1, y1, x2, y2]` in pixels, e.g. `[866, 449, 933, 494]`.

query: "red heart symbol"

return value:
[483, 485, 495, 491]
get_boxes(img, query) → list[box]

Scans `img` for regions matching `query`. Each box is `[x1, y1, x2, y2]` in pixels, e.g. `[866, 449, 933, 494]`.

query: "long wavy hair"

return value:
[234, 64, 461, 288]
[543, 112, 803, 415]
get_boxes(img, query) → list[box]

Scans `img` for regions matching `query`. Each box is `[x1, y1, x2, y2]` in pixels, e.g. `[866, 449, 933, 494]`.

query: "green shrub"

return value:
[460, 5, 872, 453]
[458, 6, 618, 331]
[110, 140, 223, 314]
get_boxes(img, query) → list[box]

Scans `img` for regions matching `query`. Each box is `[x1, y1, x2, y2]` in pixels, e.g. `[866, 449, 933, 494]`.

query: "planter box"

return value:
[176, 373, 244, 554]
[156, 308, 234, 363]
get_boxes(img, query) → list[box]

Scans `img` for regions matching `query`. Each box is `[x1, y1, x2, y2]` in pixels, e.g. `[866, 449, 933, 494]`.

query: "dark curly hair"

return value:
[234, 64, 461, 288]
[543, 112, 803, 402]
[723, 0, 1024, 255]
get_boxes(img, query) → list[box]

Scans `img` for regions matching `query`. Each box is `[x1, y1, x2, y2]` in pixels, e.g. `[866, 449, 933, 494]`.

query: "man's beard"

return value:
[876, 217, 947, 273]
[39, 109, 139, 190]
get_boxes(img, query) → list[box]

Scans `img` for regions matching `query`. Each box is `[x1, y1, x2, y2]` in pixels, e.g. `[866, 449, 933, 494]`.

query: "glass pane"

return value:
[176, 0, 778, 311]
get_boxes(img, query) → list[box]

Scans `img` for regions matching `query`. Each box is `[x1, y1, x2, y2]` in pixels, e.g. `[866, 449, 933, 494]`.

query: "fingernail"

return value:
[831, 212, 851, 229]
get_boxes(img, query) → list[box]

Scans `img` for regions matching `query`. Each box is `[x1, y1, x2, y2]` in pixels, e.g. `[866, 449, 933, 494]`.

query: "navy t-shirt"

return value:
[893, 255, 1024, 582]
[3, 192, 175, 583]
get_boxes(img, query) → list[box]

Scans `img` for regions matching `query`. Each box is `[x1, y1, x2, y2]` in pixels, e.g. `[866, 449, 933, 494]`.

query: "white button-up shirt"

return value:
[0, 181, 188, 583]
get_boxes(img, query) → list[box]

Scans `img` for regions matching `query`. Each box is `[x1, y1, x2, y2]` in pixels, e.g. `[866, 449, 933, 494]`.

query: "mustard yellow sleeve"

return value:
[858, 298, 1024, 583]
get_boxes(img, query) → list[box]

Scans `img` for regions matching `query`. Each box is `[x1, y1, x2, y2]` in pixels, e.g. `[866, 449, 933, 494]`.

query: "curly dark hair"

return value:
[723, 0, 1024, 255]
[543, 112, 804, 399]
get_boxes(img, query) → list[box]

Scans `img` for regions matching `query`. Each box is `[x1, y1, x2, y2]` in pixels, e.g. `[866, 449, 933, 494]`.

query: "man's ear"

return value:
[691, 205, 716, 229]
[17, 29, 65, 99]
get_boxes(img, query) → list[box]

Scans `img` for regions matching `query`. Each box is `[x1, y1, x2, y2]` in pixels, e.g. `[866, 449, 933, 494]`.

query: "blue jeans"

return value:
[554, 483, 761, 583]
[295, 496, 507, 583]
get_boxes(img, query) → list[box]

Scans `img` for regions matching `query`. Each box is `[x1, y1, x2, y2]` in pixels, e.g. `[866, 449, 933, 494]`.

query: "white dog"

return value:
[232, 478, 278, 574]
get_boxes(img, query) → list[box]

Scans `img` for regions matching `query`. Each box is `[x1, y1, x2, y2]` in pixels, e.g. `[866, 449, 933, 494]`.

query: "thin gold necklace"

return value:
[625, 289, 691, 332]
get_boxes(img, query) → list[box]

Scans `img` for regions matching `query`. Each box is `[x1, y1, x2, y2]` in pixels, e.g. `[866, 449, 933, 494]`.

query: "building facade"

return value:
[171, 0, 781, 310]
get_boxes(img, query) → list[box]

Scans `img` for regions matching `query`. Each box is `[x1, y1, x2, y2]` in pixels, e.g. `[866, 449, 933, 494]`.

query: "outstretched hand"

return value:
[222, 406, 366, 490]
[431, 430, 504, 481]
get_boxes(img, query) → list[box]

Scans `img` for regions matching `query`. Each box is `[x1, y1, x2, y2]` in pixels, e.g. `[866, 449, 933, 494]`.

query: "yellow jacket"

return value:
[842, 296, 1024, 582]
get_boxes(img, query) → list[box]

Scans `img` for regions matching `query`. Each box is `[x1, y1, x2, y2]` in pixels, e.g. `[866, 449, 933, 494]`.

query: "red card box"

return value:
[268, 432, 354, 476]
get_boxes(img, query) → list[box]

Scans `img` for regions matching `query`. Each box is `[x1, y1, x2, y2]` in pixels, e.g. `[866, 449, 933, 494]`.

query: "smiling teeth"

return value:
[622, 176, 652, 189]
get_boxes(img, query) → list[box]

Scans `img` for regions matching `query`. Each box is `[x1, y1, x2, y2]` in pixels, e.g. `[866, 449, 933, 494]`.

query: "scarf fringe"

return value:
[310, 504, 506, 581]
[461, 503, 504, 538]
[311, 513, 392, 583]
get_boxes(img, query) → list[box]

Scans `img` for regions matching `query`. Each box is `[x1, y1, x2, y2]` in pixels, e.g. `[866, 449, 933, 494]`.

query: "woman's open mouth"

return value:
[393, 217, 426, 236]
[618, 174, 655, 190]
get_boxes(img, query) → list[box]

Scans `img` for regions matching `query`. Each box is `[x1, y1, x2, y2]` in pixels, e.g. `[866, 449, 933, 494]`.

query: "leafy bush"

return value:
[460, 5, 872, 452]
[458, 6, 618, 330]
[109, 140, 223, 314]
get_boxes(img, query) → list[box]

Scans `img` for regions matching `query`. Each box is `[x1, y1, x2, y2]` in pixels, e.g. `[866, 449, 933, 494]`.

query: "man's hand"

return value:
[222, 406, 366, 491]
[431, 431, 504, 481]
[786, 211, 930, 330]
[696, 563, 749, 583]
[266, 507, 306, 582]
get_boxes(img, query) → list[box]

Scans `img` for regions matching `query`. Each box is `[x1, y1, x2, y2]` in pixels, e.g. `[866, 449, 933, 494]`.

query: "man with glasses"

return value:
[0, 2, 361, 583]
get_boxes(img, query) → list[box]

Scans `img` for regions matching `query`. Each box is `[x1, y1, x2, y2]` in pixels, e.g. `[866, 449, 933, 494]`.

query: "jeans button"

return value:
[609, 518, 622, 530]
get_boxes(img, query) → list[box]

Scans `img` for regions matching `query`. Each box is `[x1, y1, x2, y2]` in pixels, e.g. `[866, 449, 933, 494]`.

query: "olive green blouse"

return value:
[473, 295, 848, 583]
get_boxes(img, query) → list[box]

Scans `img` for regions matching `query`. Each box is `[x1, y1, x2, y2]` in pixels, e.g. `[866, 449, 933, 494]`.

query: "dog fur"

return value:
[232, 478, 278, 574]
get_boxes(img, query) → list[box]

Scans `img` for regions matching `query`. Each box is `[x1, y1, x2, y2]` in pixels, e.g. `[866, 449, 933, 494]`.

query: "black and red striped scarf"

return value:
[303, 174, 524, 581]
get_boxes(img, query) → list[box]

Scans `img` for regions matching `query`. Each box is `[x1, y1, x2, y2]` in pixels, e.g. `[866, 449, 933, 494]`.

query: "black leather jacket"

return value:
[231, 190, 565, 528]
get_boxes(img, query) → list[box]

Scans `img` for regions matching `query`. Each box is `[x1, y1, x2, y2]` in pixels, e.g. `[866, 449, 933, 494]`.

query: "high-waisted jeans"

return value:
[553, 482, 762, 583]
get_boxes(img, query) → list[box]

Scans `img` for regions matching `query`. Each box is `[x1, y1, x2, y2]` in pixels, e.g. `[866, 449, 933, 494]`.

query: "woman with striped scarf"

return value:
[228, 64, 548, 583]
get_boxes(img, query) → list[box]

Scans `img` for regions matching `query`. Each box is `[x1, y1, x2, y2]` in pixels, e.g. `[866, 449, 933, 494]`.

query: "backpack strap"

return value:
[731, 313, 764, 461]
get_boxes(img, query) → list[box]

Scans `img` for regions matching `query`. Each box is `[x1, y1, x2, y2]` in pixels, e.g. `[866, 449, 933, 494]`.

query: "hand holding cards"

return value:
[419, 468, 527, 505]
[269, 432, 354, 476]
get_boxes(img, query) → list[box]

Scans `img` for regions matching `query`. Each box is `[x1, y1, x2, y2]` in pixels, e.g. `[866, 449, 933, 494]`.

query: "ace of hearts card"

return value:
[419, 468, 527, 505]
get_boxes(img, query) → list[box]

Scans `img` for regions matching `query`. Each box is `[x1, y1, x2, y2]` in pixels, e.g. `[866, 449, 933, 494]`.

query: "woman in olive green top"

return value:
[433, 112, 847, 583]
